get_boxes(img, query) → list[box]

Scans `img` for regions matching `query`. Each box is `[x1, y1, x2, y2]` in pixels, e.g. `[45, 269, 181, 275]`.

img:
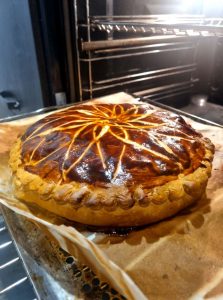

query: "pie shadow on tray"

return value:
[90, 193, 211, 245]
[25, 192, 211, 246]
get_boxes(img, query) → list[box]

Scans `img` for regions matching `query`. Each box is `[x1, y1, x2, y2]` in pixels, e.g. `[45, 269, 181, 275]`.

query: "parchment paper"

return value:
[0, 92, 223, 300]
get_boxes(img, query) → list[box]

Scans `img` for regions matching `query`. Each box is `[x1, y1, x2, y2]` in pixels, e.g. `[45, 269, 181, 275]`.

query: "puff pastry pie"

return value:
[9, 103, 214, 226]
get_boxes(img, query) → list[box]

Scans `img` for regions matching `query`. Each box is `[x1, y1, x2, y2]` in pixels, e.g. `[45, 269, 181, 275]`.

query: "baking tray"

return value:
[0, 93, 222, 299]
[1, 206, 123, 300]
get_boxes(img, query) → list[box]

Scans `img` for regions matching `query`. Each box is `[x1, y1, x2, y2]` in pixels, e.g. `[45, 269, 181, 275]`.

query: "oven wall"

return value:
[0, 0, 44, 118]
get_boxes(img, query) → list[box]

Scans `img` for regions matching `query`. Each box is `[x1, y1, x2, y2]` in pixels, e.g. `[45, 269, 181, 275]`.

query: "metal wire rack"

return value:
[74, 0, 223, 107]
[89, 15, 223, 35]
[0, 214, 40, 300]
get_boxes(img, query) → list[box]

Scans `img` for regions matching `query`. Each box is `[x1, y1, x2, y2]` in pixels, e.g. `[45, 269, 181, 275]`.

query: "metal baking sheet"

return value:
[0, 92, 222, 299]
[0, 93, 136, 300]
[0, 211, 40, 300]
[1, 206, 123, 300]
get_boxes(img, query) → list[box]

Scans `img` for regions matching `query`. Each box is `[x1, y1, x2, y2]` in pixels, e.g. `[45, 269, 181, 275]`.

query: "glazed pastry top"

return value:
[20, 103, 208, 188]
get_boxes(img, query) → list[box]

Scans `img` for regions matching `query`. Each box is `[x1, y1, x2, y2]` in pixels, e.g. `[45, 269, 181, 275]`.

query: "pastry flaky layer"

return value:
[9, 103, 215, 226]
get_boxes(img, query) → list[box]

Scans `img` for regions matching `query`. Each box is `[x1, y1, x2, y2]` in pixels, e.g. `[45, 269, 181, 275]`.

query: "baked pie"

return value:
[9, 103, 214, 226]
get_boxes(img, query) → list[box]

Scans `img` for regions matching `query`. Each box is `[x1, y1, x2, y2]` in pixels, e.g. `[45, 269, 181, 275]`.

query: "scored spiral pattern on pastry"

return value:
[20, 103, 206, 187]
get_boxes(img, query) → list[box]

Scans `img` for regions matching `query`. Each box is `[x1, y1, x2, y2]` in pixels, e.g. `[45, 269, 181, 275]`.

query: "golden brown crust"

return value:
[9, 103, 215, 227]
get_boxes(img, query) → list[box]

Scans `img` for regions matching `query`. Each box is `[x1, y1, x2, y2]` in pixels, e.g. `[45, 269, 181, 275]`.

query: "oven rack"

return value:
[89, 15, 223, 34]
[81, 35, 197, 52]
[81, 63, 197, 93]
[134, 79, 198, 102]
[80, 38, 199, 101]
[0, 214, 40, 300]
[74, 1, 218, 101]
[81, 15, 223, 52]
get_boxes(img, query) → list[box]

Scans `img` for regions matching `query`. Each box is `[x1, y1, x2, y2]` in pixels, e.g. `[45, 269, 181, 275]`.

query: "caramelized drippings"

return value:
[21, 103, 206, 188]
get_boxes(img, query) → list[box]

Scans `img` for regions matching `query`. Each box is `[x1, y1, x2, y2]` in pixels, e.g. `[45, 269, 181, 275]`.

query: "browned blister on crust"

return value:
[9, 103, 215, 226]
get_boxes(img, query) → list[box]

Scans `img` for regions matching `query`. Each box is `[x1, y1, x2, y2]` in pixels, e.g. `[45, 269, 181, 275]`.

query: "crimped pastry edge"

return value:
[9, 138, 214, 226]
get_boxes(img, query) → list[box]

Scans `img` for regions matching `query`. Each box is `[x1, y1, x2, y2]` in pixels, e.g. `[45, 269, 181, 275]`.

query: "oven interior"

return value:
[1, 2, 223, 299]
[65, 0, 223, 124]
